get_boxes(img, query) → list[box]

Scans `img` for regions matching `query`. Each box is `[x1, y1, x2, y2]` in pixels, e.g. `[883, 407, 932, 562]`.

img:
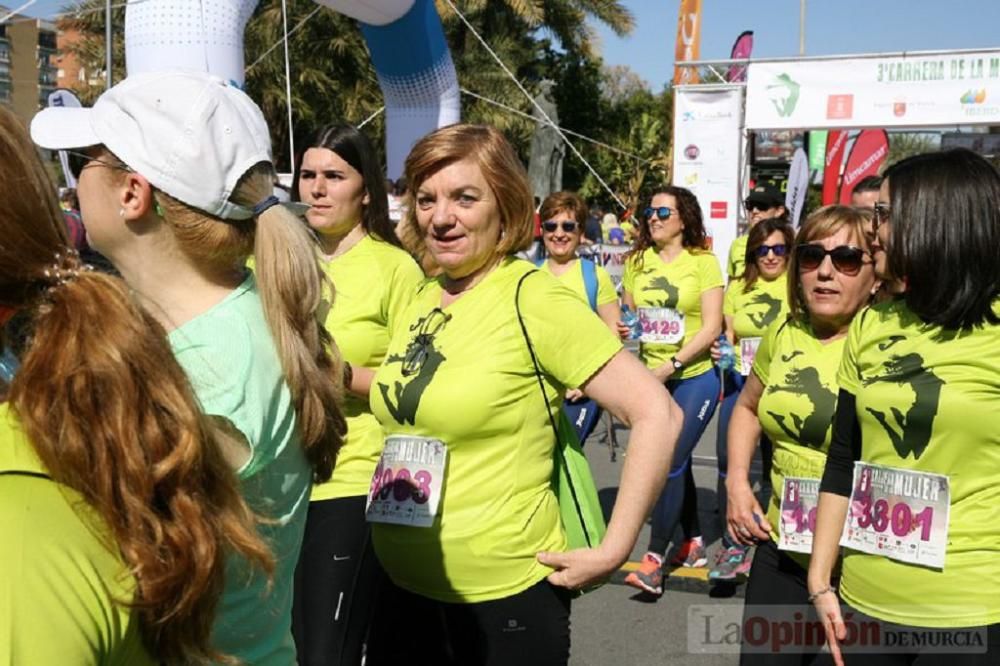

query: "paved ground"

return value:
[568, 398, 768, 665]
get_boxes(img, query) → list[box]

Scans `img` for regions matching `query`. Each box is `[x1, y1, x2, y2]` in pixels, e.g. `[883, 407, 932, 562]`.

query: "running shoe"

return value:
[708, 545, 753, 581]
[624, 552, 664, 596]
[669, 537, 708, 568]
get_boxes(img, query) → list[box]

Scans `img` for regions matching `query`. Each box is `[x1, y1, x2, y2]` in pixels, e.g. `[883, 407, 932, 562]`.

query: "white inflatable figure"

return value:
[315, 0, 461, 179]
[125, 0, 257, 87]
[124, 0, 460, 178]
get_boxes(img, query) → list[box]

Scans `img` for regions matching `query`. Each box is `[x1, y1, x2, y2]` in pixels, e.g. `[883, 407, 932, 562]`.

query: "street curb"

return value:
[611, 562, 747, 598]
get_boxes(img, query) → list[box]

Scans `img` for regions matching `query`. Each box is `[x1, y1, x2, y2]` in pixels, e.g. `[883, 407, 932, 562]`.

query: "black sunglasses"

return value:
[644, 206, 674, 221]
[872, 202, 891, 235]
[401, 308, 451, 377]
[753, 243, 787, 258]
[66, 150, 131, 181]
[744, 199, 777, 213]
[795, 244, 871, 276]
[542, 220, 580, 233]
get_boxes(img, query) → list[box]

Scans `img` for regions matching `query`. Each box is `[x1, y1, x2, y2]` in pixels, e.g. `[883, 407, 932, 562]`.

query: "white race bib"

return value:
[638, 307, 685, 344]
[366, 436, 447, 528]
[840, 462, 950, 569]
[778, 476, 820, 554]
[740, 337, 762, 376]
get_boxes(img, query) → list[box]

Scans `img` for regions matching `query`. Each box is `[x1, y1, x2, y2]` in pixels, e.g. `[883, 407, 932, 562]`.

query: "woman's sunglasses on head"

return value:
[542, 220, 580, 233]
[795, 244, 871, 276]
[644, 206, 674, 221]
[753, 243, 787, 258]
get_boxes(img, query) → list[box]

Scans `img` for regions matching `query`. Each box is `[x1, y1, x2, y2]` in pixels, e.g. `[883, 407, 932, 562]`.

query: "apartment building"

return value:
[0, 7, 59, 124]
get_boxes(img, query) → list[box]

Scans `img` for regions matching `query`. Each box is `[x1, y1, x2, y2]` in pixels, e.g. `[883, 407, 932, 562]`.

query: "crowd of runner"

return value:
[1, 69, 997, 666]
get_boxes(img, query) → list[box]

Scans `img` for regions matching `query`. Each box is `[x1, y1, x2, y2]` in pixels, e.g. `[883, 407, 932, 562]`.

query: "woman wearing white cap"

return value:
[31, 71, 347, 666]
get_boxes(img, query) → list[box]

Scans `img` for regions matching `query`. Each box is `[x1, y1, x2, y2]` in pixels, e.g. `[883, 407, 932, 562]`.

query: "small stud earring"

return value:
[118, 208, 125, 218]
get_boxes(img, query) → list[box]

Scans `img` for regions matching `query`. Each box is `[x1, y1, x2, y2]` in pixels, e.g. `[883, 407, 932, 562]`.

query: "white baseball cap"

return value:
[31, 70, 272, 221]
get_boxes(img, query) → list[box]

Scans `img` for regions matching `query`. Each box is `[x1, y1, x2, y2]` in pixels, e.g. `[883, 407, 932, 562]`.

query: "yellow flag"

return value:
[673, 0, 702, 85]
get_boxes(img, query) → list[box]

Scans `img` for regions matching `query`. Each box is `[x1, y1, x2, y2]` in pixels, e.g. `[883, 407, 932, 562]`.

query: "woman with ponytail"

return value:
[31, 71, 347, 665]
[0, 106, 272, 662]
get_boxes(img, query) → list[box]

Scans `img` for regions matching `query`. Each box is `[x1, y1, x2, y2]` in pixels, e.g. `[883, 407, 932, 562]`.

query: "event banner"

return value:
[839, 129, 889, 204]
[821, 130, 848, 205]
[673, 0, 702, 86]
[673, 87, 743, 278]
[785, 147, 809, 227]
[745, 50, 1000, 129]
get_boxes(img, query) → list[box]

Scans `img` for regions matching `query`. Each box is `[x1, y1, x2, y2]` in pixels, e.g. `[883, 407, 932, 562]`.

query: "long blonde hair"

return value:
[152, 163, 347, 482]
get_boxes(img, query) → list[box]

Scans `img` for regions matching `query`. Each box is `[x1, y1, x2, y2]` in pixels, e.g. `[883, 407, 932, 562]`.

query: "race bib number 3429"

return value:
[638, 307, 685, 344]
[366, 436, 447, 528]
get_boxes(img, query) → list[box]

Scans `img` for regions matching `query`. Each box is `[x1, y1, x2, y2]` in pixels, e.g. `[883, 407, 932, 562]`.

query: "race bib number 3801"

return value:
[840, 462, 950, 569]
[638, 307, 685, 344]
[366, 436, 447, 528]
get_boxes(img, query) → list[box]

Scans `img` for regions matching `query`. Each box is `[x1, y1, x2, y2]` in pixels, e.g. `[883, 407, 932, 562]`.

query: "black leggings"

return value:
[740, 540, 834, 666]
[291, 495, 383, 666]
[366, 577, 572, 666]
[839, 605, 1000, 666]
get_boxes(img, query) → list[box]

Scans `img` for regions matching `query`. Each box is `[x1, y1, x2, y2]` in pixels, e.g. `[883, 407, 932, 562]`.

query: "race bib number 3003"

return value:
[778, 477, 820, 554]
[840, 462, 950, 569]
[638, 307, 685, 344]
[366, 436, 447, 528]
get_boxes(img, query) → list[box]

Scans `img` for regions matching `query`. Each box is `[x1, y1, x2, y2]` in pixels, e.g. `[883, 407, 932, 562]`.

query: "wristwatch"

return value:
[670, 356, 684, 371]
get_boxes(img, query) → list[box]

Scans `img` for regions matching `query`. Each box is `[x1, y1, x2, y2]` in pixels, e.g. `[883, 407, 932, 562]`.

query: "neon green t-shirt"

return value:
[312, 235, 424, 501]
[753, 318, 844, 569]
[369, 257, 622, 603]
[728, 234, 749, 279]
[836, 299, 1000, 628]
[724, 273, 789, 372]
[622, 247, 724, 379]
[169, 272, 309, 666]
[0, 405, 155, 666]
[539, 258, 618, 309]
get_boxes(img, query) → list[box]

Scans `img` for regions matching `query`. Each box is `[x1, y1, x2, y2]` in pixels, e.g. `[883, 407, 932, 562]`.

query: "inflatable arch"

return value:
[124, 0, 460, 178]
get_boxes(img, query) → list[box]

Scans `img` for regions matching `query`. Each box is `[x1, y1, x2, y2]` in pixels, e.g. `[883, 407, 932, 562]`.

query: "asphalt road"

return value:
[568, 397, 768, 666]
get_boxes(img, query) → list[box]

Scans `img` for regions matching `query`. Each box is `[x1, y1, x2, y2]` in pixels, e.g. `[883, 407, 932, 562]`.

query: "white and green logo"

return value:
[767, 73, 801, 118]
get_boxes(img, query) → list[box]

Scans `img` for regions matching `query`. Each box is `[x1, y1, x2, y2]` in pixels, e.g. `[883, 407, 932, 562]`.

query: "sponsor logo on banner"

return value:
[682, 111, 695, 121]
[767, 73, 801, 118]
[893, 101, 907, 117]
[685, 172, 700, 186]
[710, 201, 727, 219]
[684, 144, 701, 160]
[827, 94, 854, 120]
[960, 89, 987, 104]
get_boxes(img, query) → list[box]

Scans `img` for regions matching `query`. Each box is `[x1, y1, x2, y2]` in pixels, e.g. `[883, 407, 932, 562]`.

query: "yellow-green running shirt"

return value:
[837, 299, 1000, 628]
[622, 247, 724, 379]
[0, 405, 154, 666]
[538, 258, 618, 308]
[724, 274, 789, 372]
[728, 234, 749, 279]
[753, 319, 844, 570]
[313, 235, 424, 501]
[369, 258, 622, 603]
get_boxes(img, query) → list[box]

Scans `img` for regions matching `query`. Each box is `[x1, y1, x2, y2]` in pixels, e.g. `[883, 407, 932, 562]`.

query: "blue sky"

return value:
[594, 0, 1000, 91]
[17, 0, 1000, 92]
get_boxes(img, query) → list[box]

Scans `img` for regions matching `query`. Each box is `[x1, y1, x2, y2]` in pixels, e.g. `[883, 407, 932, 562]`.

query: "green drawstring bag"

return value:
[550, 408, 608, 551]
[515, 272, 608, 584]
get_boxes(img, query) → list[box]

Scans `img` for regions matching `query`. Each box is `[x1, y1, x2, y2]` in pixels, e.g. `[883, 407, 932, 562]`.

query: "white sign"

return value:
[673, 87, 744, 279]
[746, 50, 1000, 130]
[366, 435, 447, 527]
